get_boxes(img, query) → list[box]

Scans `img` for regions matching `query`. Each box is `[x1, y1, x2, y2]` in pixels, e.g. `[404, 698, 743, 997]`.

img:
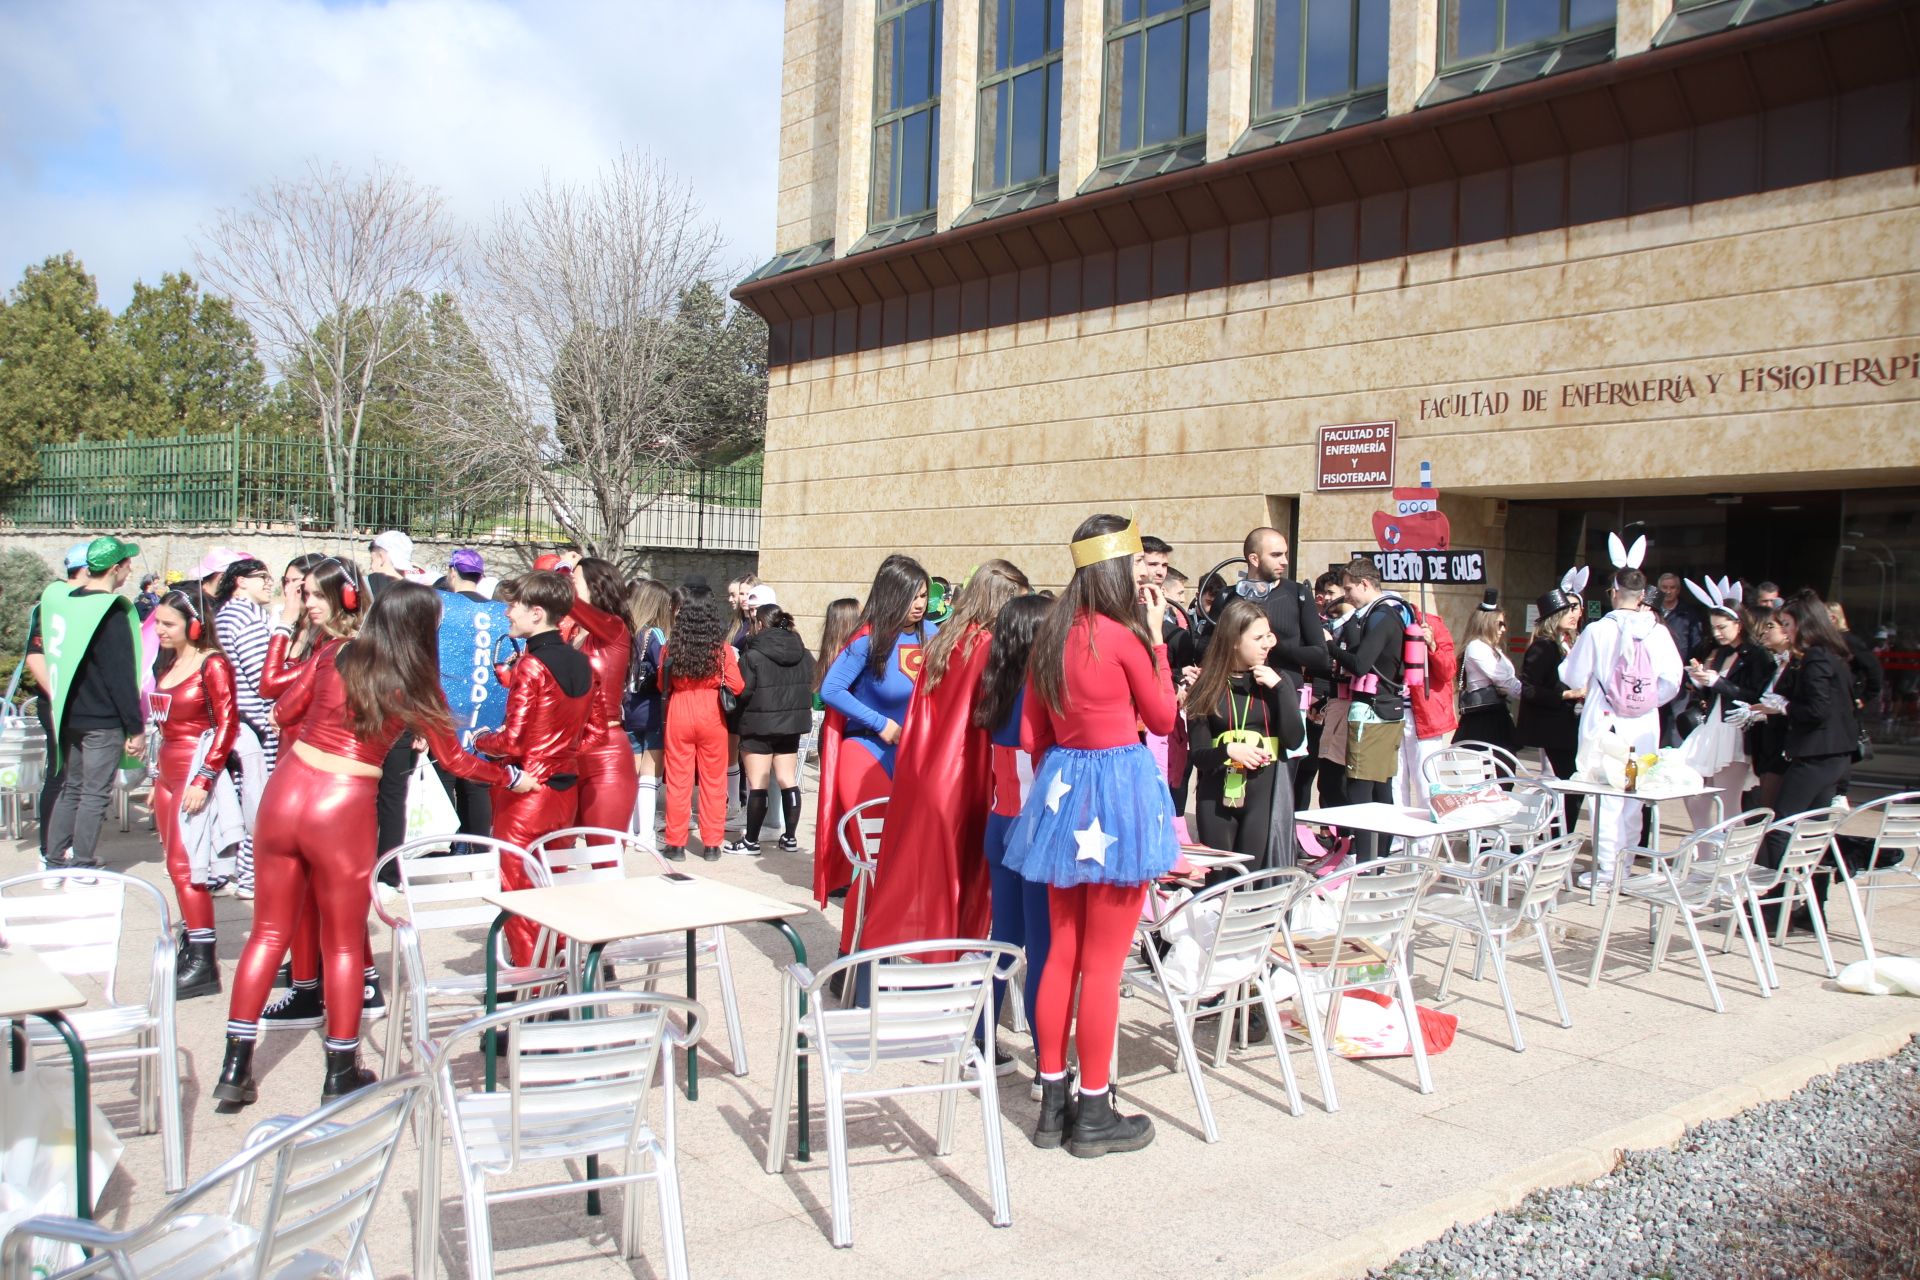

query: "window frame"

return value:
[974, 0, 1066, 200]
[1251, 0, 1389, 127]
[1436, 0, 1614, 73]
[1098, 0, 1212, 165]
[870, 0, 943, 231]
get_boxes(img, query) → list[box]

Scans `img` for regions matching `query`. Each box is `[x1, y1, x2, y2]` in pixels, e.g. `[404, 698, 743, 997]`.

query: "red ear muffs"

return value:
[187, 615, 202, 643]
[339, 580, 359, 611]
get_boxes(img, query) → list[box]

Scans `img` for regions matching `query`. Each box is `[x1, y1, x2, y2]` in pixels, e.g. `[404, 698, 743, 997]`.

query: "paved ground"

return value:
[5, 785, 1919, 1280]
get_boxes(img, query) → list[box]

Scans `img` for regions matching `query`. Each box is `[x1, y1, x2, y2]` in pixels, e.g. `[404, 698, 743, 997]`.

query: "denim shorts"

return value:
[626, 726, 664, 753]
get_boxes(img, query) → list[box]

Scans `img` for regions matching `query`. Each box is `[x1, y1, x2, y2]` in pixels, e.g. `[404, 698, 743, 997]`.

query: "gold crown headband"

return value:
[1070, 519, 1144, 570]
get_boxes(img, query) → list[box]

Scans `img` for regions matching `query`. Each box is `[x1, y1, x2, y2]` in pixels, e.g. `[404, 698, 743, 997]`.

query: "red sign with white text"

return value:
[1317, 421, 1396, 491]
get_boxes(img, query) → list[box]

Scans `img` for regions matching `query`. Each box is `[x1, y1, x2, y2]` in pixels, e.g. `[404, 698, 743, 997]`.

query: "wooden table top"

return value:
[484, 874, 805, 946]
[0, 946, 86, 1020]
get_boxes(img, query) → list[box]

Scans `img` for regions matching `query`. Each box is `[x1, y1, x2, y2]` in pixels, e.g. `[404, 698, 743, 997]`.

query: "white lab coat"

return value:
[1557, 608, 1683, 877]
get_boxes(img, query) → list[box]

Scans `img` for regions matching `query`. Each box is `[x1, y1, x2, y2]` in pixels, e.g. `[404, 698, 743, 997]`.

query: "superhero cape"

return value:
[811, 625, 868, 907]
[860, 624, 996, 950]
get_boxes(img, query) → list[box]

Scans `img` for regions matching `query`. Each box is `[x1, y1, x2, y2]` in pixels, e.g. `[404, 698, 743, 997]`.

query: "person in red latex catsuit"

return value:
[214, 582, 517, 1109]
[478, 570, 593, 964]
[563, 558, 637, 851]
[149, 588, 240, 1002]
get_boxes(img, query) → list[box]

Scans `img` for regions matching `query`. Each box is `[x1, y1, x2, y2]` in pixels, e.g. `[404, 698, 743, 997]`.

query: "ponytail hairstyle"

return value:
[973, 594, 1052, 731]
[334, 582, 454, 740]
[814, 597, 861, 693]
[754, 604, 795, 633]
[855, 555, 931, 680]
[305, 557, 365, 642]
[921, 559, 1031, 692]
[1029, 514, 1156, 715]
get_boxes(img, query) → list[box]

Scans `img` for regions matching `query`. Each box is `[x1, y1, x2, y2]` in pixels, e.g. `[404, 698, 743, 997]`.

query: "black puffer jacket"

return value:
[737, 628, 814, 738]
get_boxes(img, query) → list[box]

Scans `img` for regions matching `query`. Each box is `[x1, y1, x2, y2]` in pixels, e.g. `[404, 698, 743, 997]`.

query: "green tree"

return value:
[0, 253, 146, 486]
[666, 281, 768, 462]
[118, 272, 268, 435]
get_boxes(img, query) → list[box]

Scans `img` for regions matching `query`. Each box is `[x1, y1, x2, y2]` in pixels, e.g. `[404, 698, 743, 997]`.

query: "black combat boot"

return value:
[321, 1046, 377, 1102]
[211, 1037, 257, 1113]
[176, 939, 222, 1001]
[1066, 1088, 1155, 1159]
[1032, 1075, 1077, 1150]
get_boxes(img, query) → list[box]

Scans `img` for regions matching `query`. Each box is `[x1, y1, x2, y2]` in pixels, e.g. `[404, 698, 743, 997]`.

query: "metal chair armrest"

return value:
[4, 1212, 134, 1253]
[784, 962, 818, 992]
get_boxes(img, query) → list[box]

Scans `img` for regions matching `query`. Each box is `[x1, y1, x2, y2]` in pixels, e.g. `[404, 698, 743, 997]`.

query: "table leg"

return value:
[483, 912, 508, 1093]
[768, 920, 810, 1163]
[581, 942, 607, 1219]
[37, 1013, 90, 1222]
[1587, 802, 1604, 904]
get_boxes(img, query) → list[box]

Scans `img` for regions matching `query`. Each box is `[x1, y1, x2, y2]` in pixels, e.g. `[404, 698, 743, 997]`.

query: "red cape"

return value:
[859, 624, 996, 950]
[811, 625, 867, 908]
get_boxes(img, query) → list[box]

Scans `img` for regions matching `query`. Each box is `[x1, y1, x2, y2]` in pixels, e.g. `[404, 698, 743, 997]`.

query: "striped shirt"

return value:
[214, 596, 274, 738]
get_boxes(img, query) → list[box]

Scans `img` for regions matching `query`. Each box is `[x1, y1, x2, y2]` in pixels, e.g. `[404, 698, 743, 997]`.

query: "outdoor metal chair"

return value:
[1585, 809, 1775, 1013]
[424, 992, 703, 1280]
[1416, 832, 1583, 1052]
[836, 798, 886, 967]
[768, 940, 1018, 1247]
[1831, 791, 1920, 964]
[1423, 742, 1526, 791]
[1741, 806, 1846, 982]
[1122, 868, 1335, 1141]
[373, 835, 568, 1077]
[524, 827, 749, 1074]
[2, 1072, 426, 1280]
[1271, 855, 1442, 1102]
[0, 869, 185, 1193]
[0, 707, 46, 841]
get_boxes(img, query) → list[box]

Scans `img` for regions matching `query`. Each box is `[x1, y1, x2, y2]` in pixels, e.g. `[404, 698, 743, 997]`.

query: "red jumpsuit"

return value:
[259, 630, 370, 986]
[563, 600, 636, 844]
[662, 645, 744, 850]
[151, 653, 239, 934]
[229, 647, 508, 1044]
[476, 630, 591, 964]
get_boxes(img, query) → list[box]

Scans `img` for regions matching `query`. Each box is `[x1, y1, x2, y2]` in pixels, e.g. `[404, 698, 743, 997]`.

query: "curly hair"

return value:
[668, 594, 728, 682]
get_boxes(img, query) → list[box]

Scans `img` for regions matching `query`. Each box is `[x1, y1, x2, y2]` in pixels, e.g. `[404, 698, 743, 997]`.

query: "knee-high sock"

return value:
[746, 788, 769, 843]
[633, 775, 660, 843]
[726, 763, 744, 825]
[781, 787, 802, 839]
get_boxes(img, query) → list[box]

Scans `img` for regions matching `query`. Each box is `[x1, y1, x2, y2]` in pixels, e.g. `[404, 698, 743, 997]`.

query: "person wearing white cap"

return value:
[366, 531, 416, 597]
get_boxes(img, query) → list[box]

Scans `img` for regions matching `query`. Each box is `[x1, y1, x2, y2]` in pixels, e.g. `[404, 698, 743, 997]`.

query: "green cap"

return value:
[84, 535, 140, 573]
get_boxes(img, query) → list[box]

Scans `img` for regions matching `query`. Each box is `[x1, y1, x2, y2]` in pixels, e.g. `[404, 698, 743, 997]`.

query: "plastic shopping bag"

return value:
[403, 755, 461, 843]
[0, 1055, 124, 1274]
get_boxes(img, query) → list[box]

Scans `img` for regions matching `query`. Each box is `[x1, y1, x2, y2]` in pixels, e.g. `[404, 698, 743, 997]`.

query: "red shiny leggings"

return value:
[490, 783, 578, 965]
[576, 738, 638, 852]
[152, 739, 215, 933]
[290, 886, 373, 985]
[664, 698, 728, 850]
[1035, 882, 1147, 1092]
[229, 754, 378, 1042]
[832, 744, 891, 955]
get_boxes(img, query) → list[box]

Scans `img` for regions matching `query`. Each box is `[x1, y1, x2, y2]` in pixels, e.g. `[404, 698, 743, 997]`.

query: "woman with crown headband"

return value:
[1677, 577, 1771, 830]
[1558, 536, 1684, 887]
[1005, 514, 1179, 1158]
[148, 586, 240, 1002]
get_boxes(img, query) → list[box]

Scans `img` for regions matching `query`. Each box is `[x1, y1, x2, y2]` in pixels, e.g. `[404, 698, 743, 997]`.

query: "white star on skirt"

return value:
[1074, 818, 1117, 867]
[1045, 775, 1072, 813]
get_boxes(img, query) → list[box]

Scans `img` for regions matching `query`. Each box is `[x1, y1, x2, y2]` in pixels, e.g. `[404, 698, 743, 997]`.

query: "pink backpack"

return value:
[1603, 619, 1659, 718]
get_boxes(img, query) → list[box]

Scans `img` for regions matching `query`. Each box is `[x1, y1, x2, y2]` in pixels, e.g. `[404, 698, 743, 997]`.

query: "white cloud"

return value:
[0, 0, 785, 310]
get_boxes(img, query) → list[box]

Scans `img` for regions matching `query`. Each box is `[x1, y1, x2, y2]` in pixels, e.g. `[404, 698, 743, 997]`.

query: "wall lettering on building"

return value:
[1413, 345, 1920, 423]
[1356, 549, 1487, 584]
[1317, 421, 1396, 490]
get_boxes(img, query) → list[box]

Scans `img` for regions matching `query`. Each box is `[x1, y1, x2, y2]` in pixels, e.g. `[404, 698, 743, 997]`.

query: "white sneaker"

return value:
[1575, 871, 1612, 890]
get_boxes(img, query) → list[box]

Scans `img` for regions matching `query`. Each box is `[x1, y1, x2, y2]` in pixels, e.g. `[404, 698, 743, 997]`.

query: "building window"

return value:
[872, 0, 942, 227]
[976, 0, 1065, 197]
[1255, 0, 1388, 121]
[1101, 0, 1210, 160]
[1441, 0, 1613, 67]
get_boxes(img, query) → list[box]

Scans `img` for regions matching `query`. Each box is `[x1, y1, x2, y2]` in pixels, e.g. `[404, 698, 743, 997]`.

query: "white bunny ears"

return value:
[1538, 564, 1589, 619]
[1560, 566, 1590, 596]
[1684, 575, 1745, 617]
[1607, 532, 1647, 570]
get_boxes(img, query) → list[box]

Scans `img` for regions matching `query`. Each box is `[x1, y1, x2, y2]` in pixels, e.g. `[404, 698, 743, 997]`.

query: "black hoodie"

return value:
[737, 628, 815, 738]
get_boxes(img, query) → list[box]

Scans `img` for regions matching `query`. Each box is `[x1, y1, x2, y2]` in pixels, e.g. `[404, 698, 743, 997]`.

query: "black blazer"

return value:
[1516, 636, 1578, 754]
[1688, 641, 1771, 718]
[1779, 647, 1859, 761]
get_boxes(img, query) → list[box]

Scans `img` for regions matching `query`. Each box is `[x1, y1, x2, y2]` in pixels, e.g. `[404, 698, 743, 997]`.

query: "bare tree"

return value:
[413, 151, 730, 560]
[198, 162, 456, 533]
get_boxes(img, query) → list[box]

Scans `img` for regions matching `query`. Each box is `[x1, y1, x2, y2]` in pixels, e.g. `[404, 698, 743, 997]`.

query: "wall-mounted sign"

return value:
[1354, 549, 1488, 585]
[1317, 421, 1395, 490]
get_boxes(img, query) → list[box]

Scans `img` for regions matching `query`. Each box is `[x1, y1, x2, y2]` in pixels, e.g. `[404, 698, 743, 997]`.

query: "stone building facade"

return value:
[738, 0, 1920, 641]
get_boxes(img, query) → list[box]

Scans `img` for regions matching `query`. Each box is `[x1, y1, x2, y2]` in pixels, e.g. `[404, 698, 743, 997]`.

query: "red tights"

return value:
[1035, 882, 1146, 1092]
[153, 739, 214, 933]
[832, 743, 890, 955]
[229, 754, 378, 1042]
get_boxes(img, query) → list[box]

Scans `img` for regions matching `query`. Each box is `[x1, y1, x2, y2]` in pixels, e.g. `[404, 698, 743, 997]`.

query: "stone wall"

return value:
[2, 529, 756, 594]
[757, 166, 1920, 631]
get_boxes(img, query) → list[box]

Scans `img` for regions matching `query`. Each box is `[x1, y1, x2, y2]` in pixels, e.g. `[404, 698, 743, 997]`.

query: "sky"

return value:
[0, 0, 785, 311]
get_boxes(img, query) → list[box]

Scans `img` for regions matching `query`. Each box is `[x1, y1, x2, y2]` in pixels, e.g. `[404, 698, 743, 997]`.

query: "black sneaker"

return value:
[362, 974, 387, 1022]
[778, 835, 799, 853]
[697, 845, 720, 862]
[662, 846, 686, 862]
[975, 1042, 1017, 1077]
[260, 984, 325, 1030]
[721, 839, 761, 857]
[272, 961, 292, 990]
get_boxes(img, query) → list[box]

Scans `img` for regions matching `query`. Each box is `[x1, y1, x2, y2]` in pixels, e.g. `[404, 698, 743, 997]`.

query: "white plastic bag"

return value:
[403, 755, 460, 843]
[0, 1055, 124, 1273]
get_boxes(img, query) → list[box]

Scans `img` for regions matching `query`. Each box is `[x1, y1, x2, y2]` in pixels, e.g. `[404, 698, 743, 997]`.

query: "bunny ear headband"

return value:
[1607, 532, 1647, 571]
[1537, 564, 1589, 621]
[1685, 575, 1745, 618]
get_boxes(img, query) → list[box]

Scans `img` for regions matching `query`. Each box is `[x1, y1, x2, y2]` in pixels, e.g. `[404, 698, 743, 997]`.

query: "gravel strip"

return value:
[1370, 1035, 1920, 1280]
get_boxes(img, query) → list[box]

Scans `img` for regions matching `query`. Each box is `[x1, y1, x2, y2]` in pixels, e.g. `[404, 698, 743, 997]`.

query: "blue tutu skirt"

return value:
[1003, 744, 1179, 888]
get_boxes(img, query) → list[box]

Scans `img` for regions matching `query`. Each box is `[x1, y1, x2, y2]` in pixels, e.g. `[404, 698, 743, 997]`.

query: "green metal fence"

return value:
[0, 428, 761, 552]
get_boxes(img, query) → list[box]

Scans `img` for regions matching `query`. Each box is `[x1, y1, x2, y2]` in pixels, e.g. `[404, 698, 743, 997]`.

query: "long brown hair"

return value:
[1029, 514, 1156, 715]
[921, 559, 1030, 692]
[974, 594, 1051, 731]
[1185, 598, 1267, 723]
[625, 578, 673, 639]
[305, 556, 365, 643]
[153, 587, 224, 678]
[334, 582, 453, 739]
[855, 555, 930, 679]
[814, 597, 860, 693]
